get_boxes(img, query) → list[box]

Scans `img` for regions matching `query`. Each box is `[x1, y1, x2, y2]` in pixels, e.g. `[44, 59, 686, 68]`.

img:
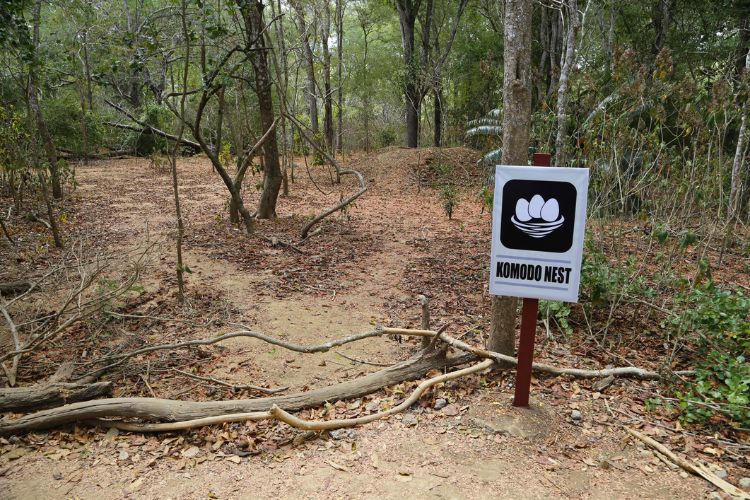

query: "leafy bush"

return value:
[0, 104, 31, 173]
[579, 237, 654, 306]
[134, 104, 172, 155]
[665, 284, 750, 427]
[44, 96, 103, 155]
[377, 128, 396, 147]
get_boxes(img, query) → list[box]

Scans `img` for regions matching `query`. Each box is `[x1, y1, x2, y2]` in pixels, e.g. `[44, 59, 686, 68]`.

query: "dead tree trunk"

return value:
[488, 0, 533, 357]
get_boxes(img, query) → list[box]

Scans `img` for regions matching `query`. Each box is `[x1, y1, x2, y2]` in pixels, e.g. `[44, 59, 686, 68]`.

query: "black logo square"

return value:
[500, 180, 577, 253]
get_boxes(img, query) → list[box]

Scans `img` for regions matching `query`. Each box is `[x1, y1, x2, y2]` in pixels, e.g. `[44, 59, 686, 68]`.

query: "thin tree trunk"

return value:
[321, 1, 335, 152]
[168, 0, 191, 303]
[335, 0, 345, 155]
[488, 0, 533, 357]
[30, 0, 62, 200]
[730, 48, 750, 219]
[554, 0, 579, 167]
[433, 85, 443, 147]
[291, 1, 319, 135]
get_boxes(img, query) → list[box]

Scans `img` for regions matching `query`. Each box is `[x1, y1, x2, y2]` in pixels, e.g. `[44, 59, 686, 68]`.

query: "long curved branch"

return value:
[89, 359, 494, 433]
[300, 169, 367, 240]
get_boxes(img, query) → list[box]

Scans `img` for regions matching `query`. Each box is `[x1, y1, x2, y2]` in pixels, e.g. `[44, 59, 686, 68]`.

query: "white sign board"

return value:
[489, 165, 589, 302]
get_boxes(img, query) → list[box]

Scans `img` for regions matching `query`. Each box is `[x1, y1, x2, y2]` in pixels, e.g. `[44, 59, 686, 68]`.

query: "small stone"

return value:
[442, 404, 459, 416]
[714, 468, 728, 480]
[401, 414, 418, 427]
[118, 450, 129, 461]
[181, 446, 200, 459]
[738, 477, 750, 489]
[434, 398, 448, 410]
[709, 492, 722, 500]
[329, 429, 357, 440]
[571, 410, 582, 421]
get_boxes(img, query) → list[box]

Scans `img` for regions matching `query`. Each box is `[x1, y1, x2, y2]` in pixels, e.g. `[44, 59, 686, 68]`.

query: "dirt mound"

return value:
[348, 146, 484, 191]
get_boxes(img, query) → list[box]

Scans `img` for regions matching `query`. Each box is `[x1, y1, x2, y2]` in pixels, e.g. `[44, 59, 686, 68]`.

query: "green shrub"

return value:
[134, 104, 171, 155]
[43, 96, 103, 155]
[666, 284, 750, 427]
[377, 128, 396, 147]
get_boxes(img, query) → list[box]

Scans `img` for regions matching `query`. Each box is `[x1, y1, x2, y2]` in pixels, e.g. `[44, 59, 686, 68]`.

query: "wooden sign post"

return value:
[488, 153, 589, 408]
[513, 153, 550, 407]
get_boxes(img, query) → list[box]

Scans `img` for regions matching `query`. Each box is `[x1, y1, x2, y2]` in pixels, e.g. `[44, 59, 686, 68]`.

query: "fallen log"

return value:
[0, 382, 112, 413]
[0, 350, 468, 435]
[0, 282, 31, 296]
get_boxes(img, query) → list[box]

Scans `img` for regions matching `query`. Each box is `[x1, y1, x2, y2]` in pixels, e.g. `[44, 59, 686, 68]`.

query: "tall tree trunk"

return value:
[321, 1, 335, 152]
[730, 48, 750, 219]
[243, 1, 282, 219]
[335, 0, 345, 155]
[291, 1, 319, 135]
[29, 0, 62, 200]
[554, 0, 579, 167]
[396, 0, 420, 148]
[488, 0, 533, 356]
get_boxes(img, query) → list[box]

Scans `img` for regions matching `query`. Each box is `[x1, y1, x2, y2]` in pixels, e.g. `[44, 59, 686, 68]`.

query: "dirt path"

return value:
[1, 150, 712, 498]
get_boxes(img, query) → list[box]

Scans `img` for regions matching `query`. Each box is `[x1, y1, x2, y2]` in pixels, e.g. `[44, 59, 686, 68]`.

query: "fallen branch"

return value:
[299, 169, 367, 240]
[383, 327, 694, 380]
[0, 382, 112, 413]
[270, 359, 494, 430]
[625, 427, 749, 499]
[91, 359, 494, 432]
[0, 282, 31, 295]
[0, 350, 470, 435]
[103, 100, 201, 153]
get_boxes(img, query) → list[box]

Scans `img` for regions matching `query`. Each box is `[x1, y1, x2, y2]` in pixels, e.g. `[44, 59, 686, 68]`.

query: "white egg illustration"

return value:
[528, 194, 545, 219]
[515, 198, 532, 222]
[540, 198, 560, 222]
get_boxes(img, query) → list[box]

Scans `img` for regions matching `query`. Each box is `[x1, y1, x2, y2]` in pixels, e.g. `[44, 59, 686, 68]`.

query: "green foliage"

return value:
[377, 128, 396, 148]
[580, 237, 654, 307]
[440, 184, 457, 219]
[540, 300, 573, 336]
[665, 284, 750, 427]
[0, 104, 31, 173]
[134, 104, 171, 155]
[43, 97, 103, 156]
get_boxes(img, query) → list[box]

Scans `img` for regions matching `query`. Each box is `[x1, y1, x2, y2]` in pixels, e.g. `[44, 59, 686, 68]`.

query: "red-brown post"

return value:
[512, 152, 552, 407]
